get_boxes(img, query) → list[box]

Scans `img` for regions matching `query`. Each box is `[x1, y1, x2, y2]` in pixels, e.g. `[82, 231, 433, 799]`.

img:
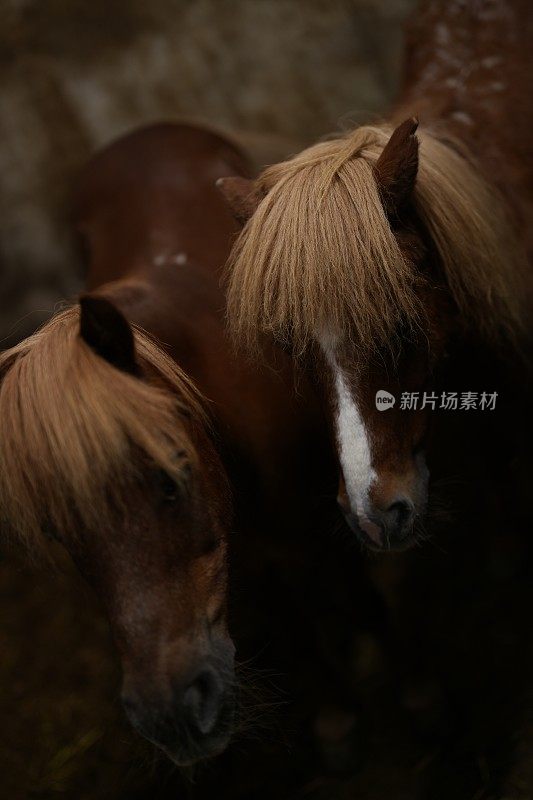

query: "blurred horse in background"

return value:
[220, 0, 532, 552]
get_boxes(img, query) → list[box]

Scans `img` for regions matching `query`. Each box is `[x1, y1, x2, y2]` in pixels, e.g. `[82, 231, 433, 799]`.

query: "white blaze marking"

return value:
[320, 337, 377, 532]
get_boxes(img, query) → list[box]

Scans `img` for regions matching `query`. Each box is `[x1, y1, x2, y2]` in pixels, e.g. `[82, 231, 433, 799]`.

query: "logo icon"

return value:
[375, 390, 396, 410]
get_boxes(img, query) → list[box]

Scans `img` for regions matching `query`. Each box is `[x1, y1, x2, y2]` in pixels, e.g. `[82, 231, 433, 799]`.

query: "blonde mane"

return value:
[226, 124, 528, 355]
[0, 306, 205, 548]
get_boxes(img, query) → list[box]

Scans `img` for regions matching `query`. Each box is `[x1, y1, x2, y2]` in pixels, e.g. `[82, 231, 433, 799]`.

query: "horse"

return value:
[219, 0, 532, 552]
[0, 261, 234, 766]
[0, 123, 329, 766]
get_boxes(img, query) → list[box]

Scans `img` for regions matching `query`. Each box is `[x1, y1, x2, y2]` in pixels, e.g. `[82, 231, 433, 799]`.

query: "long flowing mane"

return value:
[226, 124, 528, 354]
[0, 306, 205, 547]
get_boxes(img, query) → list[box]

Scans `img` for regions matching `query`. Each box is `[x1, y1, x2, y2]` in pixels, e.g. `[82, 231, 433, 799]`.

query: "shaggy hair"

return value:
[226, 124, 528, 355]
[0, 306, 205, 547]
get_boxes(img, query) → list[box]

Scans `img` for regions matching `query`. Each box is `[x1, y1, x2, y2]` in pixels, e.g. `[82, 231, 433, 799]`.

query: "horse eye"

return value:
[157, 463, 192, 504]
[158, 470, 181, 503]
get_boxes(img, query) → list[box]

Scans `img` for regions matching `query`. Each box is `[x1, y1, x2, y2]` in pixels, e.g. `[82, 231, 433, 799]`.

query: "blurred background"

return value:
[2, 2, 532, 800]
[0, 0, 414, 347]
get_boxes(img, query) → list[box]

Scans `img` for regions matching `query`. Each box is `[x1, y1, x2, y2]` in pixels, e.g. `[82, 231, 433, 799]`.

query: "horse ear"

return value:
[216, 176, 262, 225]
[373, 117, 419, 217]
[79, 295, 137, 374]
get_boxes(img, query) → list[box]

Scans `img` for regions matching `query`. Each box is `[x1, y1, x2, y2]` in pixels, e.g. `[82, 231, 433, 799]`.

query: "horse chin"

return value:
[160, 698, 236, 767]
[161, 727, 233, 767]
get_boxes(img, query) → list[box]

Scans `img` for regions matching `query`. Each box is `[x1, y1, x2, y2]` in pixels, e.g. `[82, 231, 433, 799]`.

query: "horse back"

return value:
[73, 123, 331, 515]
[399, 0, 533, 250]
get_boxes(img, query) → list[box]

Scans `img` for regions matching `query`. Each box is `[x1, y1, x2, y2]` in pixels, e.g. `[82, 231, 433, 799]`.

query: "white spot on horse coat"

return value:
[153, 250, 188, 267]
[451, 111, 472, 125]
[481, 56, 502, 68]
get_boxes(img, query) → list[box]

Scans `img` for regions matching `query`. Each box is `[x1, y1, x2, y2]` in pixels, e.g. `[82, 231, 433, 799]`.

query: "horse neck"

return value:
[396, 0, 533, 254]
[83, 213, 186, 292]
[80, 169, 234, 354]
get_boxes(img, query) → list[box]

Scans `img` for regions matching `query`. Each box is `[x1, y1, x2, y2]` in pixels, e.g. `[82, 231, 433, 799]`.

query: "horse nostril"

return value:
[385, 499, 415, 532]
[182, 668, 223, 736]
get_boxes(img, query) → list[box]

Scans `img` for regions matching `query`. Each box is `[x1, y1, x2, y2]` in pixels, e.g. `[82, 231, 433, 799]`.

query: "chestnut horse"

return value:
[220, 0, 532, 551]
[0, 124, 327, 765]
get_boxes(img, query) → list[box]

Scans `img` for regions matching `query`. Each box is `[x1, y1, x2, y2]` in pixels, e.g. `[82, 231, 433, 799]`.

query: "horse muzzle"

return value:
[121, 642, 236, 764]
[342, 496, 418, 551]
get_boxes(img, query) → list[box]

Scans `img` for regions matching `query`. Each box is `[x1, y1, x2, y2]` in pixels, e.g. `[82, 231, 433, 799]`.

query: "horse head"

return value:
[0, 296, 235, 764]
[220, 118, 526, 551]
